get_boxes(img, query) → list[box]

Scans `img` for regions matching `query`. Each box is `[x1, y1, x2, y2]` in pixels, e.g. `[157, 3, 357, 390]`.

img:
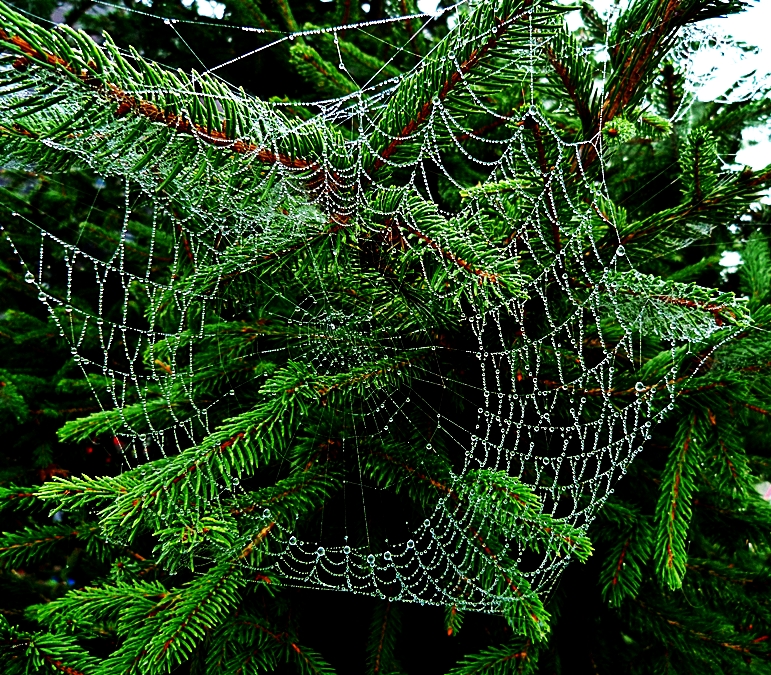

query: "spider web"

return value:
[0, 0, 752, 625]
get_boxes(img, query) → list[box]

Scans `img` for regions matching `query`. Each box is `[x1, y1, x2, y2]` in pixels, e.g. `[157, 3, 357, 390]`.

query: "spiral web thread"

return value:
[0, 0, 752, 617]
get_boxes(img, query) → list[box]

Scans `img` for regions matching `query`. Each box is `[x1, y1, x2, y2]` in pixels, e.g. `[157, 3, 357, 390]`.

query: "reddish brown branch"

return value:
[636, 599, 759, 655]
[611, 539, 631, 586]
[523, 116, 561, 257]
[400, 222, 501, 284]
[373, 602, 391, 674]
[665, 417, 694, 571]
[400, 0, 421, 59]
[577, 0, 682, 170]
[544, 46, 591, 130]
[0, 29, 315, 170]
[603, 0, 680, 124]
[238, 522, 276, 560]
[175, 222, 195, 267]
[650, 294, 731, 326]
[743, 402, 771, 416]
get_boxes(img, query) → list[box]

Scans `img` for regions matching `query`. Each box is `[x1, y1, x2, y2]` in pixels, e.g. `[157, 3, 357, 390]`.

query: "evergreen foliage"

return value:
[0, 0, 770, 672]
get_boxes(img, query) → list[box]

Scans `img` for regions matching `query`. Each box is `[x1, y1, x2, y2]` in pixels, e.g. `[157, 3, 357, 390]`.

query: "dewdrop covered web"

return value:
[0, 0, 751, 618]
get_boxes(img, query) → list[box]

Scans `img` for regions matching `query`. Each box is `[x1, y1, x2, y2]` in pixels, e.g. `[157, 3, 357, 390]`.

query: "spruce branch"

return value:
[206, 611, 336, 674]
[459, 470, 593, 563]
[597, 505, 653, 607]
[0, 485, 39, 511]
[366, 601, 403, 675]
[542, 27, 596, 133]
[578, 0, 750, 168]
[288, 42, 358, 97]
[616, 163, 771, 255]
[654, 412, 706, 590]
[740, 231, 771, 310]
[0, 17, 314, 166]
[446, 639, 538, 675]
[366, 0, 562, 175]
[0, 524, 100, 568]
[444, 604, 464, 637]
[51, 355, 420, 534]
[31, 580, 171, 634]
[0, 616, 101, 675]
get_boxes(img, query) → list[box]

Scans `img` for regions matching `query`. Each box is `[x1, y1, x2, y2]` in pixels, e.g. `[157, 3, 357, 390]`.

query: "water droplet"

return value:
[384, 551, 392, 561]
[343, 545, 351, 554]
[24, 271, 34, 284]
[423, 519, 430, 527]
[263, 508, 270, 517]
[635, 382, 645, 392]
[317, 546, 325, 556]
[367, 554, 375, 565]
[616, 245, 625, 257]
[406, 539, 414, 549]
[289, 536, 297, 545]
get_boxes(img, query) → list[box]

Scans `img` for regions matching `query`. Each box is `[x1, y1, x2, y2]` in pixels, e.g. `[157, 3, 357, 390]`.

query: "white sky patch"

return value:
[719, 250, 742, 285]
[417, 0, 443, 16]
[684, 1, 771, 188]
[688, 2, 771, 103]
[181, 0, 226, 19]
[720, 250, 742, 272]
[757, 481, 771, 501]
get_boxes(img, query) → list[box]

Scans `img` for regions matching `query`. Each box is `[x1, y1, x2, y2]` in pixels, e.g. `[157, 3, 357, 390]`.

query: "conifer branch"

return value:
[635, 598, 767, 658]
[581, 0, 750, 168]
[446, 640, 536, 675]
[0, 27, 310, 167]
[542, 29, 595, 132]
[366, 601, 402, 675]
[522, 115, 562, 256]
[367, 0, 545, 175]
[399, 221, 504, 285]
[655, 414, 706, 590]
